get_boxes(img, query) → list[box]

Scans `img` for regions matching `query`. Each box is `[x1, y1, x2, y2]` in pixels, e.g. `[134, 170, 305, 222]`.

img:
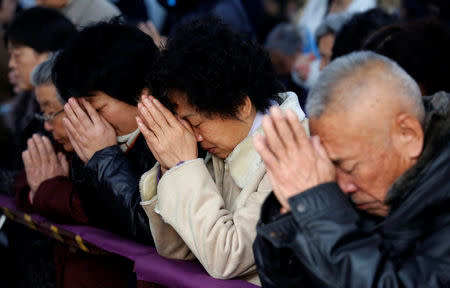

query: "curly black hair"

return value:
[149, 16, 283, 117]
[52, 20, 159, 105]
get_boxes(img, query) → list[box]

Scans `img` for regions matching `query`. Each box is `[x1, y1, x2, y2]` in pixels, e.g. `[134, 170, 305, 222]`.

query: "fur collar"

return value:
[386, 92, 450, 209]
[207, 91, 307, 189]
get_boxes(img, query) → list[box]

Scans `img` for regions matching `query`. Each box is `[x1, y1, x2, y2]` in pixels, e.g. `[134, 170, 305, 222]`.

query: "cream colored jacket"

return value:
[139, 92, 308, 285]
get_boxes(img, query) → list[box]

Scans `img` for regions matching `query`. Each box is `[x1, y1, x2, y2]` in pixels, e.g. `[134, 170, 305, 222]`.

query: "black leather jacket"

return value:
[71, 133, 156, 244]
[253, 92, 450, 287]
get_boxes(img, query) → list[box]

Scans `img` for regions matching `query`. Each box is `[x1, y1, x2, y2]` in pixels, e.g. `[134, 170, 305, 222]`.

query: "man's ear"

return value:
[392, 113, 424, 160]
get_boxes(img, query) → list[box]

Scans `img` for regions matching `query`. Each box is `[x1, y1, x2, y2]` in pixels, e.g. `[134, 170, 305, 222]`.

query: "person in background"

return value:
[401, 0, 450, 25]
[142, 0, 260, 48]
[363, 19, 450, 96]
[137, 17, 308, 286]
[52, 21, 159, 243]
[293, 0, 375, 89]
[0, 0, 20, 102]
[253, 51, 450, 287]
[264, 22, 308, 109]
[110, 0, 148, 23]
[35, 0, 120, 29]
[2, 6, 76, 173]
[291, 12, 350, 93]
[314, 12, 351, 70]
[331, 8, 398, 59]
[265, 22, 304, 77]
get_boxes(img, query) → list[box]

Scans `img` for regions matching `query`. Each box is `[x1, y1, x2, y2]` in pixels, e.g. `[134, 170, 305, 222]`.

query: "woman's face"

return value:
[35, 84, 73, 152]
[83, 91, 139, 136]
[169, 90, 256, 159]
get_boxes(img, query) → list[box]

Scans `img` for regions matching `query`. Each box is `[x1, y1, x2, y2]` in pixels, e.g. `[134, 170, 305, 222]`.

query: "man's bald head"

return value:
[306, 51, 425, 125]
[306, 52, 427, 217]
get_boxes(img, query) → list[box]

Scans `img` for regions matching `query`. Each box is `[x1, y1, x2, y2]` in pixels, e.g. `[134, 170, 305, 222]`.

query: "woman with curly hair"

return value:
[137, 17, 308, 285]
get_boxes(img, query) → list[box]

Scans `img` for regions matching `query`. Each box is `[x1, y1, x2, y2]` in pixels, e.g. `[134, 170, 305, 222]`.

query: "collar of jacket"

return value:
[386, 92, 450, 211]
[204, 91, 307, 189]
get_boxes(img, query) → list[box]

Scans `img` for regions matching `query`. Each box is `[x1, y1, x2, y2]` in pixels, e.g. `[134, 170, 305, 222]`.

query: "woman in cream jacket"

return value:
[136, 17, 309, 285]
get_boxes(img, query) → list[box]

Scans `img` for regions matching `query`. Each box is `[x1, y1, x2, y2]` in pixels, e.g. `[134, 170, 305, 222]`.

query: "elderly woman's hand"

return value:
[22, 134, 70, 202]
[62, 98, 117, 164]
[254, 108, 336, 213]
[136, 95, 198, 172]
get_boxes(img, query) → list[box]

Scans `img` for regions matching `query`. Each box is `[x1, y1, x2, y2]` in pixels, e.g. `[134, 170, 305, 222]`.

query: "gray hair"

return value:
[265, 23, 303, 55]
[306, 51, 425, 123]
[30, 51, 66, 104]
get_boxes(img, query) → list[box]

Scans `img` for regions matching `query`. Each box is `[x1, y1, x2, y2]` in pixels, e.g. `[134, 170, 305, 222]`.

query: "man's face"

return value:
[8, 44, 48, 91]
[309, 86, 416, 217]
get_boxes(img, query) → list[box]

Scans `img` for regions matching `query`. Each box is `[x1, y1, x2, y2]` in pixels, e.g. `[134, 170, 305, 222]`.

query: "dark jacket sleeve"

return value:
[254, 193, 314, 288]
[86, 145, 153, 244]
[265, 182, 450, 288]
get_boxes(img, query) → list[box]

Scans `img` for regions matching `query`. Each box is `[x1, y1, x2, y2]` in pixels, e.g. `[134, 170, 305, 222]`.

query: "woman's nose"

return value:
[44, 121, 53, 132]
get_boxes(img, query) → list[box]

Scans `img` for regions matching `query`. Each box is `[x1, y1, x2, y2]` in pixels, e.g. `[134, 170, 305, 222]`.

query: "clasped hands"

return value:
[136, 95, 198, 174]
[22, 134, 69, 202]
[254, 107, 336, 213]
[62, 98, 117, 164]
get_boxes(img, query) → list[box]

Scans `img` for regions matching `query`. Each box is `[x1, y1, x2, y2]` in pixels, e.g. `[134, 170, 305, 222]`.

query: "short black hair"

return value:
[150, 16, 283, 117]
[331, 8, 397, 60]
[362, 19, 450, 95]
[52, 20, 159, 105]
[4, 7, 76, 53]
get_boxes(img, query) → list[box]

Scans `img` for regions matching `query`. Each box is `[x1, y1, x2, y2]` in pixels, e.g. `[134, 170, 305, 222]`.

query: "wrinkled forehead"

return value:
[309, 112, 372, 161]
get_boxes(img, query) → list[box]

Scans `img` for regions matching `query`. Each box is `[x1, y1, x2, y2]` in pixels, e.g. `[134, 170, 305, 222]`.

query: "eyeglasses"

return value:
[35, 109, 65, 123]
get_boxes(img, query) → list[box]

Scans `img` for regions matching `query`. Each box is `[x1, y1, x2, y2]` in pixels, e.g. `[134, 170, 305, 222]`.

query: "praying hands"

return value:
[136, 95, 198, 173]
[254, 107, 336, 213]
[62, 98, 117, 164]
[22, 134, 69, 202]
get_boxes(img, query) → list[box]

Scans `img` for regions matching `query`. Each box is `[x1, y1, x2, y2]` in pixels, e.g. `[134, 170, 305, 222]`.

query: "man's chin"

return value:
[355, 202, 389, 217]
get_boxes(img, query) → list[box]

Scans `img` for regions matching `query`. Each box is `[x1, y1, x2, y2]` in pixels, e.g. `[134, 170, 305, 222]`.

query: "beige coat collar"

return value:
[206, 91, 307, 189]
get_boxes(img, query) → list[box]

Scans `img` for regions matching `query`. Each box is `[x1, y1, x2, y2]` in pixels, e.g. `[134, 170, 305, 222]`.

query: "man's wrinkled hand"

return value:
[254, 107, 336, 213]
[62, 98, 117, 164]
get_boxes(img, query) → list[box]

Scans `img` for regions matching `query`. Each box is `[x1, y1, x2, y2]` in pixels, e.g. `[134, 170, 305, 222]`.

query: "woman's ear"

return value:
[237, 96, 254, 120]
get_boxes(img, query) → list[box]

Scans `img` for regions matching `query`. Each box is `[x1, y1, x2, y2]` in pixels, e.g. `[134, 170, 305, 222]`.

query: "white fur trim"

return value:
[225, 91, 307, 188]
